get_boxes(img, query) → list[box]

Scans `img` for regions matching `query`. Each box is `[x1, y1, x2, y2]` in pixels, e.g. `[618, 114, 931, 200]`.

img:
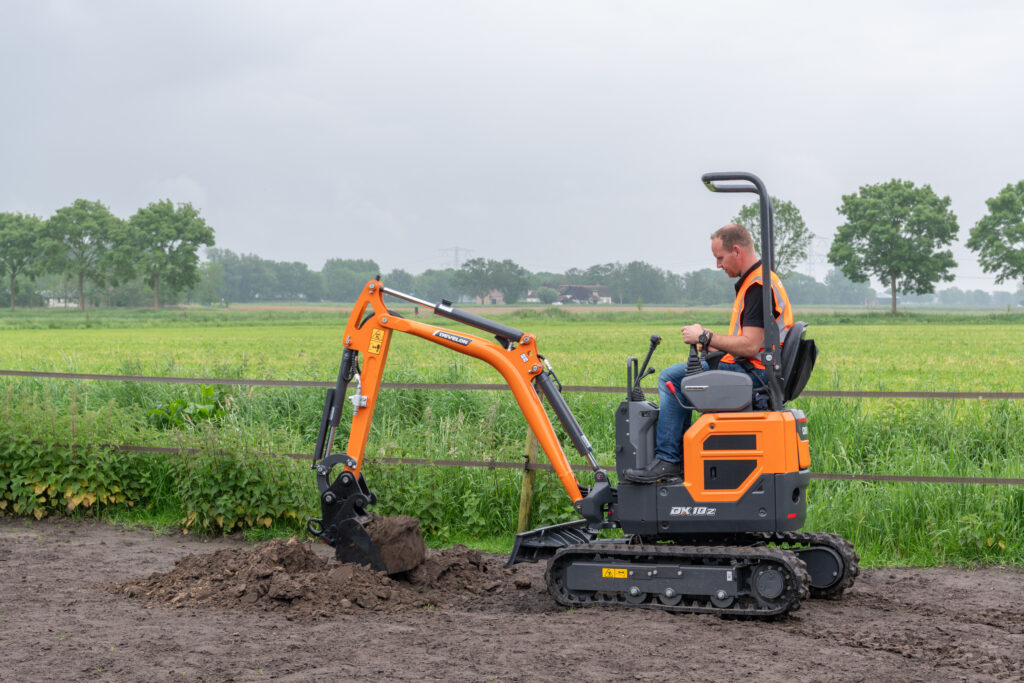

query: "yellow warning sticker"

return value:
[368, 329, 385, 354]
[601, 568, 628, 579]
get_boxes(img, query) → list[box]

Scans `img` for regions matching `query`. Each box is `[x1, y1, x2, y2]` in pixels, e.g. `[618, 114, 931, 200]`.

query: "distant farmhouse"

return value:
[475, 289, 505, 305]
[558, 285, 612, 304]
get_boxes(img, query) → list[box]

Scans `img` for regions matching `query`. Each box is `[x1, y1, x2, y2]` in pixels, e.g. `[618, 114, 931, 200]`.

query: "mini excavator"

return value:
[308, 172, 858, 617]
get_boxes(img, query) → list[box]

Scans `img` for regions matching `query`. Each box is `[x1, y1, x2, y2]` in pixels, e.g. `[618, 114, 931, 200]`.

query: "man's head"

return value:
[711, 223, 758, 278]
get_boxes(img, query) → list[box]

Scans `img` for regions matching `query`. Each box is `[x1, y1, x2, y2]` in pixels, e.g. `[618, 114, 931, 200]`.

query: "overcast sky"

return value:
[3, 1, 1022, 291]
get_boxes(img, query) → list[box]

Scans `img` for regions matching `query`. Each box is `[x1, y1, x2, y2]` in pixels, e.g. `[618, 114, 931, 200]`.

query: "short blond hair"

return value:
[711, 223, 754, 252]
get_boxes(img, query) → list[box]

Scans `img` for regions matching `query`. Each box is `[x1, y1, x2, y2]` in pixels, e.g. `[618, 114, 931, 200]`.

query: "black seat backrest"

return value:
[779, 321, 817, 403]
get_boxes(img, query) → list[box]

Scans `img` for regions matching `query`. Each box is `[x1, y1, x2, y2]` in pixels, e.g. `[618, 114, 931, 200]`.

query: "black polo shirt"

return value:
[735, 261, 780, 331]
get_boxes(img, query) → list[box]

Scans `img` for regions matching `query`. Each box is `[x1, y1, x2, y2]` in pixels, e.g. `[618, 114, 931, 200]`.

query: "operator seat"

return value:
[778, 321, 817, 404]
[680, 321, 817, 413]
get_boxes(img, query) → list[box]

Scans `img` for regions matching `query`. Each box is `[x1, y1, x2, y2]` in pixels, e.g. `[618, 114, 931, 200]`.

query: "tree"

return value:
[621, 261, 670, 303]
[206, 248, 278, 301]
[967, 180, 1024, 286]
[489, 259, 530, 304]
[681, 268, 734, 306]
[823, 268, 875, 306]
[43, 199, 128, 310]
[129, 200, 215, 309]
[188, 261, 225, 305]
[536, 286, 559, 304]
[384, 268, 415, 294]
[453, 258, 491, 303]
[0, 212, 44, 309]
[414, 268, 456, 302]
[828, 179, 958, 314]
[734, 197, 812, 274]
[938, 287, 992, 307]
[590, 263, 626, 303]
[782, 272, 828, 306]
[453, 258, 531, 304]
[531, 271, 566, 290]
[321, 258, 379, 302]
[270, 261, 322, 300]
[299, 266, 324, 302]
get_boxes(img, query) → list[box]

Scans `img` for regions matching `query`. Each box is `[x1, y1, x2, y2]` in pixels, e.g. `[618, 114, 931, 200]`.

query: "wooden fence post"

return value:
[517, 429, 539, 533]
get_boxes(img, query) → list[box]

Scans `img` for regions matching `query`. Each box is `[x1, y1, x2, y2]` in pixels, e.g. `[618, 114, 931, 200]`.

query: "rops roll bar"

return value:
[701, 171, 783, 410]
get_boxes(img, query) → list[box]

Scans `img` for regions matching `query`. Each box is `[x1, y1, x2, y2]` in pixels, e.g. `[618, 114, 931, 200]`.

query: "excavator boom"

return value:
[308, 280, 601, 573]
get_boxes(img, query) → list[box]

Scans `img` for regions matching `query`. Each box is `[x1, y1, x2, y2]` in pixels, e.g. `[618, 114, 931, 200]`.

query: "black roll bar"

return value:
[701, 171, 784, 410]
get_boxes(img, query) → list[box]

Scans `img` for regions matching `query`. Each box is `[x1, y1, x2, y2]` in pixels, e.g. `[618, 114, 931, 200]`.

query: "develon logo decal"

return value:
[433, 330, 471, 346]
[669, 506, 717, 516]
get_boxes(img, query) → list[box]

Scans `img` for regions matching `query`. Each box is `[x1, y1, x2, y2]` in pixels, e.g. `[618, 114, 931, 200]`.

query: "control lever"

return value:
[685, 344, 704, 376]
[665, 380, 685, 408]
[634, 334, 662, 390]
[664, 380, 694, 411]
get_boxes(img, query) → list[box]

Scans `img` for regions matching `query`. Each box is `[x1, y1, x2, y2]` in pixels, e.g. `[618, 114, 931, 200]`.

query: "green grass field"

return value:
[1, 305, 1023, 567]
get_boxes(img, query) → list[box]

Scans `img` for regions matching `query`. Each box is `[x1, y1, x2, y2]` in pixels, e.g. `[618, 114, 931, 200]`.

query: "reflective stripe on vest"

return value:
[721, 266, 794, 370]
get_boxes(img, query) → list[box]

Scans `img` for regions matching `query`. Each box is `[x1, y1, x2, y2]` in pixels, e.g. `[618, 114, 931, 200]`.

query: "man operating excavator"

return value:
[623, 223, 794, 483]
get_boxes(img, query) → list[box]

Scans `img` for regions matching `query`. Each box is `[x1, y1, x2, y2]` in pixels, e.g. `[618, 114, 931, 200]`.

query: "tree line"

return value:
[3, 178, 1022, 311]
[182, 251, 873, 307]
[0, 199, 212, 310]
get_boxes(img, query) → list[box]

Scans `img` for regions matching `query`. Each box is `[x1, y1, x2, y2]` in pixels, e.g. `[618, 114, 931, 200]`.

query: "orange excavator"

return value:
[308, 172, 858, 616]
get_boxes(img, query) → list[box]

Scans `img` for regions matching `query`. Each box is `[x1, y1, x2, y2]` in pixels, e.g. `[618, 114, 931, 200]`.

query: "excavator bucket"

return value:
[332, 514, 386, 571]
[363, 514, 426, 575]
[309, 461, 426, 575]
[332, 513, 426, 575]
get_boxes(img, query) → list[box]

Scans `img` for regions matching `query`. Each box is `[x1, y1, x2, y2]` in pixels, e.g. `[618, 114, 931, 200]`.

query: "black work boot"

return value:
[623, 457, 681, 483]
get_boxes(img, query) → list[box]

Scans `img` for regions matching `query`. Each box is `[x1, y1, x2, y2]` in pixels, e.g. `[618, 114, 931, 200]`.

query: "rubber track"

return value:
[545, 542, 810, 618]
[751, 531, 860, 599]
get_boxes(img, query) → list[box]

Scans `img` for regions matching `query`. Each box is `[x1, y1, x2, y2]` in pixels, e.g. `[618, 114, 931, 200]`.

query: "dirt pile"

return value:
[112, 536, 532, 620]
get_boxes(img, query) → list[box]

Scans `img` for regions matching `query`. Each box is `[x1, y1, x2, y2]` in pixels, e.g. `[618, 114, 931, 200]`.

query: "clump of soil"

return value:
[112, 536, 533, 620]
[365, 514, 425, 575]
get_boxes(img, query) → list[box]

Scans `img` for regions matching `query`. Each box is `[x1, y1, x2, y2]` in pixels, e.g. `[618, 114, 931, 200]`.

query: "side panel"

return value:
[615, 483, 661, 535]
[681, 411, 802, 503]
[617, 471, 808, 535]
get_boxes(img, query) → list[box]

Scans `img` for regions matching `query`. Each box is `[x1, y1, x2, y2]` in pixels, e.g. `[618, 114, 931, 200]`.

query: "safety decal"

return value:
[601, 568, 628, 579]
[368, 329, 386, 354]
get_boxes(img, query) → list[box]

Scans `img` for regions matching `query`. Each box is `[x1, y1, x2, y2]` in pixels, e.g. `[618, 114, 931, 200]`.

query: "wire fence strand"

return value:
[4, 369, 1024, 400]
[6, 370, 1023, 486]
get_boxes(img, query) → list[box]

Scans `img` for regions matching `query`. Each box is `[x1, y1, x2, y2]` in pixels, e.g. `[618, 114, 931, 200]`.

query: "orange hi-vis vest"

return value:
[720, 265, 794, 370]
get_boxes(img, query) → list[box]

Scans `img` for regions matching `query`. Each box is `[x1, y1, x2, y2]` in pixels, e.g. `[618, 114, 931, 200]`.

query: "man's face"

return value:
[712, 238, 743, 277]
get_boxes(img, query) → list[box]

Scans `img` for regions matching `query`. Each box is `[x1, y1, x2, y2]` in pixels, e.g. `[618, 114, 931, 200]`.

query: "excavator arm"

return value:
[308, 280, 608, 573]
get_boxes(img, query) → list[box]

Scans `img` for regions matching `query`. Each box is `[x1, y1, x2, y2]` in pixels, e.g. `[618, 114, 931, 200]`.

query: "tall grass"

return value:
[2, 307, 1023, 566]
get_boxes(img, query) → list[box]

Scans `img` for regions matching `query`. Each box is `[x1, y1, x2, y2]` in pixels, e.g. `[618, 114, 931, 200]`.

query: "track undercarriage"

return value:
[543, 531, 859, 617]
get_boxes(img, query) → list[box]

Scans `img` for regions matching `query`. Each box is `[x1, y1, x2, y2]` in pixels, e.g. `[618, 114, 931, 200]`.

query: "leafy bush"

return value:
[0, 424, 149, 520]
[167, 429, 311, 534]
[147, 385, 231, 429]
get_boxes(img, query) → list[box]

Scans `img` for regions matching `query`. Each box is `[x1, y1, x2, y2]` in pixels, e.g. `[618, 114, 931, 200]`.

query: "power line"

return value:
[439, 246, 473, 269]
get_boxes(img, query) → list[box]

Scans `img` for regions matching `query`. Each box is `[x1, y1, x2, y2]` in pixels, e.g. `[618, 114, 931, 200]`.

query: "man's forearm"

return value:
[703, 329, 763, 359]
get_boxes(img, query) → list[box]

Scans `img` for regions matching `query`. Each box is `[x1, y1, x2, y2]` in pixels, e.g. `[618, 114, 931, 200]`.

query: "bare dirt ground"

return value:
[2, 517, 1023, 682]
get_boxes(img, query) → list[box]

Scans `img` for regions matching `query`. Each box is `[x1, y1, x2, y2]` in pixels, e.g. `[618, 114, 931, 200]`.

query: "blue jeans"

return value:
[654, 361, 768, 463]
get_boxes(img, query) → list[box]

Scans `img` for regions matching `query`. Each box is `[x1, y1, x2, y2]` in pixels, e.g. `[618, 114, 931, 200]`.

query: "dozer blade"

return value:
[505, 519, 597, 567]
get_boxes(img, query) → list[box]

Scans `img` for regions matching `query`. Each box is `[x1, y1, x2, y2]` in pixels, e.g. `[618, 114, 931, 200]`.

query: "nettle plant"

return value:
[168, 428, 310, 534]
[0, 433, 147, 520]
[147, 385, 231, 430]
